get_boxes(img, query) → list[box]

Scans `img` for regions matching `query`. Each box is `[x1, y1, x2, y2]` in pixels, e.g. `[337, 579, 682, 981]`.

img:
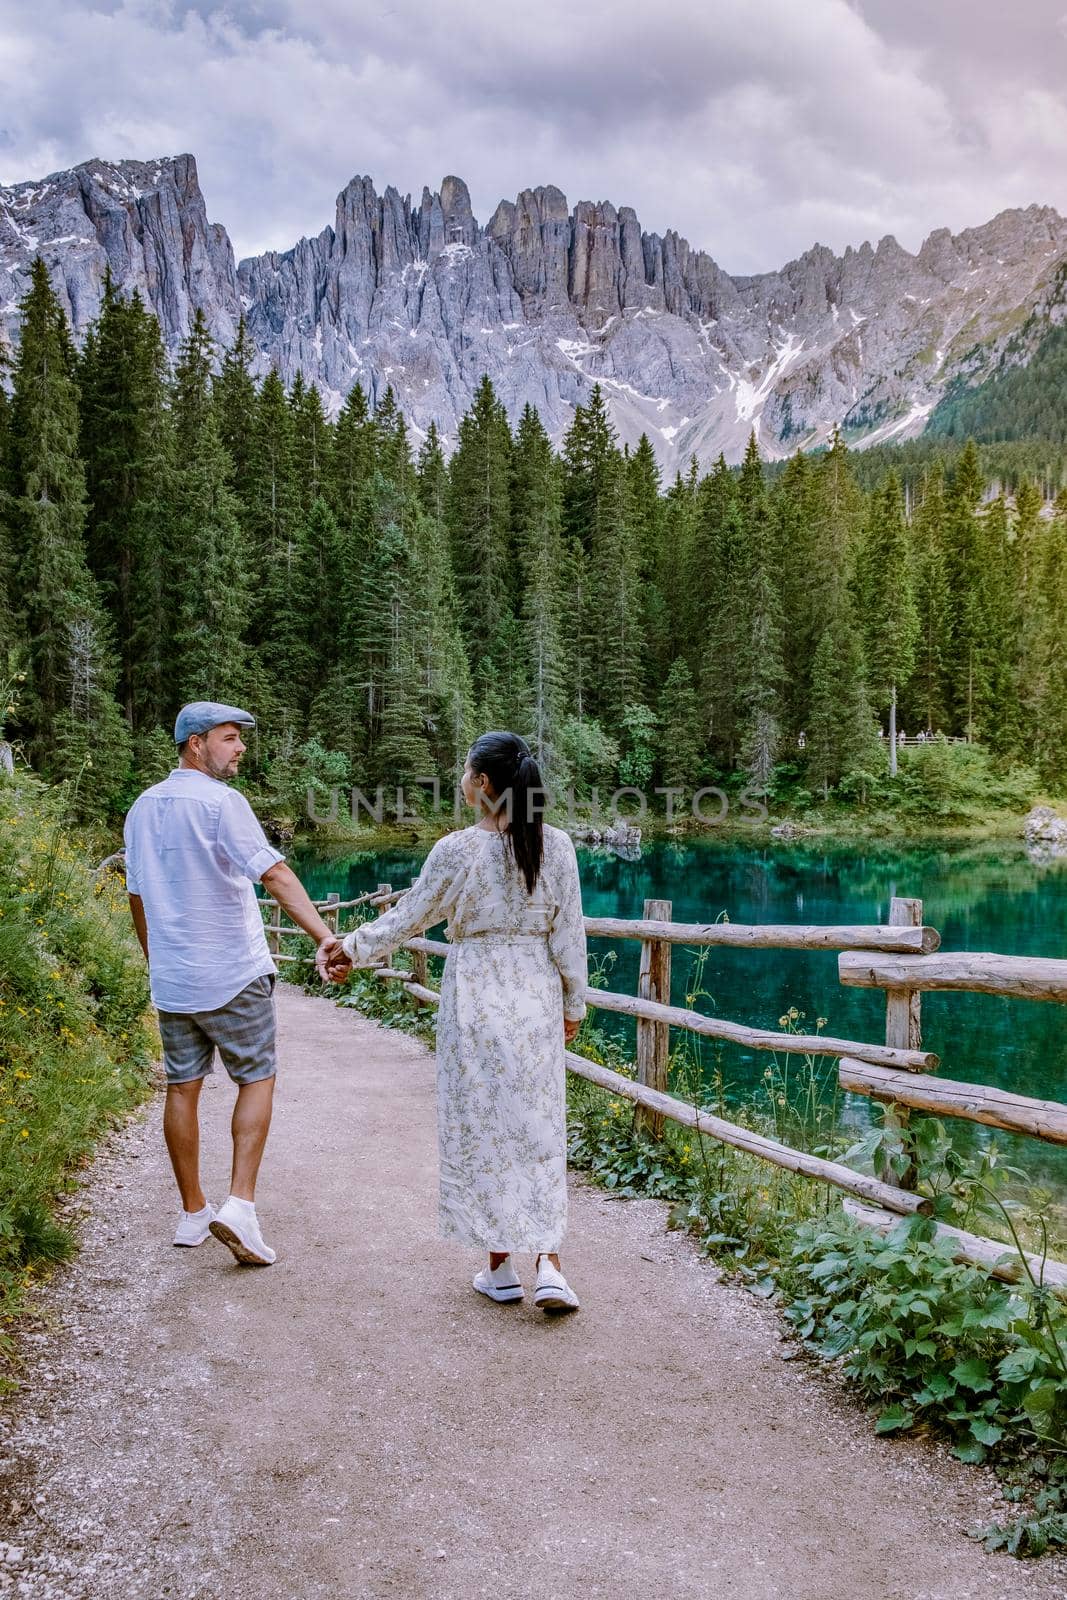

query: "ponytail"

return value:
[468, 731, 546, 894]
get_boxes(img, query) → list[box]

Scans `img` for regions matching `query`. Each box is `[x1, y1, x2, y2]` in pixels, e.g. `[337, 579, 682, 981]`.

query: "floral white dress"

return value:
[340, 824, 588, 1253]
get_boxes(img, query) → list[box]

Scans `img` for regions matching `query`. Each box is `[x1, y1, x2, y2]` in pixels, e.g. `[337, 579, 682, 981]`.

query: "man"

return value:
[125, 702, 343, 1266]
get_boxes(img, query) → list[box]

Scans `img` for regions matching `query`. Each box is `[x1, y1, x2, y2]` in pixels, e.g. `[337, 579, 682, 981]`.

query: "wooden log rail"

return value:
[839, 950, 1067, 1004]
[843, 1200, 1067, 1301]
[396, 939, 937, 1071]
[839, 1060, 1067, 1147]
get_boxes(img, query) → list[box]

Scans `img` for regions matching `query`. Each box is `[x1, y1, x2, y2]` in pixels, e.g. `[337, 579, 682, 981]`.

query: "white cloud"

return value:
[0, 0, 1065, 274]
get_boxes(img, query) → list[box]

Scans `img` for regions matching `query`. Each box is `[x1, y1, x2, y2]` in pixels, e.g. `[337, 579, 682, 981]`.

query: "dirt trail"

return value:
[0, 984, 1060, 1600]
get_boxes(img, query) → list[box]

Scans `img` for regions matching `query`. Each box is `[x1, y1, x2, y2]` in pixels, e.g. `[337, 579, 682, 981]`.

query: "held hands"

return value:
[316, 935, 353, 985]
[563, 1017, 581, 1044]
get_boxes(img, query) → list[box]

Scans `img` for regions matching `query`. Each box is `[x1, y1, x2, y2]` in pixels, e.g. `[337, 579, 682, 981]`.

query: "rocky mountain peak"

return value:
[2, 152, 1066, 469]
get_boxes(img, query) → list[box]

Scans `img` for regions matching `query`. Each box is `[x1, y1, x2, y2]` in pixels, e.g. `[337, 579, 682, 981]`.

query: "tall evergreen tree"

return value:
[856, 471, 919, 774]
[168, 310, 251, 706]
[78, 276, 171, 728]
[213, 317, 259, 515]
[736, 435, 785, 788]
[908, 462, 952, 736]
[9, 259, 130, 795]
[511, 405, 566, 765]
[447, 375, 514, 652]
[943, 440, 987, 741]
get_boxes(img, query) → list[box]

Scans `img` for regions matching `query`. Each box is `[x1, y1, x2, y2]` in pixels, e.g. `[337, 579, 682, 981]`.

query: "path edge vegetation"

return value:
[292, 939, 1067, 1562]
[0, 771, 155, 1374]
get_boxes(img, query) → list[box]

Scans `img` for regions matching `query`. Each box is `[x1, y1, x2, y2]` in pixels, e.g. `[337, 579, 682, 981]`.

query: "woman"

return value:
[324, 732, 588, 1312]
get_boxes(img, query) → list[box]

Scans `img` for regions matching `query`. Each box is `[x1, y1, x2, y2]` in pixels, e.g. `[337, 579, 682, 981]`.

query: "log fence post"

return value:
[635, 897, 672, 1140]
[324, 892, 340, 936]
[878, 896, 923, 1188]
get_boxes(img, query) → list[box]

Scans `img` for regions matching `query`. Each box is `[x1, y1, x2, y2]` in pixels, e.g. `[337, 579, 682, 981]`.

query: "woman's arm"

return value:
[547, 836, 588, 1024]
[337, 838, 459, 971]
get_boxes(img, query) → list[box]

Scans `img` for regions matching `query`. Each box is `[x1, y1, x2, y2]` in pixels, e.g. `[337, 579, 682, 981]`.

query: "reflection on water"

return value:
[290, 833, 1067, 1194]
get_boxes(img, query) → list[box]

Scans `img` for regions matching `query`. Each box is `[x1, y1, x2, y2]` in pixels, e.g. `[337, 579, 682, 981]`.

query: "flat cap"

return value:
[174, 701, 256, 744]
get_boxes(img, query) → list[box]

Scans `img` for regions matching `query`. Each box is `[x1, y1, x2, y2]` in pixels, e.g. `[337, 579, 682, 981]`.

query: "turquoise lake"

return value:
[290, 833, 1067, 1193]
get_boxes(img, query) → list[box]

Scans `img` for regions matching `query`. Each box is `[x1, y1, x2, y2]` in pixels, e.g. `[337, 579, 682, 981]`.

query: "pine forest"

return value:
[2, 259, 1066, 825]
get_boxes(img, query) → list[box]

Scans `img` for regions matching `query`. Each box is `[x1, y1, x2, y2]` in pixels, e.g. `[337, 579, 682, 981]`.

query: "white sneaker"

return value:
[173, 1203, 216, 1247]
[534, 1257, 580, 1313]
[209, 1197, 276, 1266]
[473, 1258, 524, 1303]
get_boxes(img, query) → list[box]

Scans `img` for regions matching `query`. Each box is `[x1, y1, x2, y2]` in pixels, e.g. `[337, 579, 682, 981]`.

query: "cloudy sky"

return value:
[1, 0, 1066, 274]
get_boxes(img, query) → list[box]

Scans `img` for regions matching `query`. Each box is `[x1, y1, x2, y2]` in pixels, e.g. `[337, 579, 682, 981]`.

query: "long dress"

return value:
[339, 823, 588, 1253]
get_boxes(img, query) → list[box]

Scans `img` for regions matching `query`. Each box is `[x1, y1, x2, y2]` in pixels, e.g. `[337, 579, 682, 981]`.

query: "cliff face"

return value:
[3, 152, 1065, 467]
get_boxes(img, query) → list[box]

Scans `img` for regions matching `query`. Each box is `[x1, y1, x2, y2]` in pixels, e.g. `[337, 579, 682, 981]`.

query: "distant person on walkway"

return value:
[322, 731, 589, 1313]
[125, 702, 345, 1266]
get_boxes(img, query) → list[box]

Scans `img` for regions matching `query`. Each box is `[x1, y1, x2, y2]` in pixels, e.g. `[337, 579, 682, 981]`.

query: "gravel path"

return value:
[0, 984, 1061, 1600]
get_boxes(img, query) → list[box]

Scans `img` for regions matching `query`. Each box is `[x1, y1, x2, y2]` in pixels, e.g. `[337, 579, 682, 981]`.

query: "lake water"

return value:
[290, 833, 1067, 1193]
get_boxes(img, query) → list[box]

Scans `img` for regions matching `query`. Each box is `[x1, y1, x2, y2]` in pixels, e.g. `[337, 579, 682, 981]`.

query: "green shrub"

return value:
[0, 773, 154, 1355]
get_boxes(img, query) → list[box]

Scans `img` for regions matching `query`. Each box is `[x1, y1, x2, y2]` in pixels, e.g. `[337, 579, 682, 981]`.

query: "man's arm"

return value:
[128, 893, 149, 962]
[260, 862, 337, 949]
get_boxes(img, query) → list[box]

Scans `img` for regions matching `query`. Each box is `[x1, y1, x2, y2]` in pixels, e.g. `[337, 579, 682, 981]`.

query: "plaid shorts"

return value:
[157, 974, 277, 1087]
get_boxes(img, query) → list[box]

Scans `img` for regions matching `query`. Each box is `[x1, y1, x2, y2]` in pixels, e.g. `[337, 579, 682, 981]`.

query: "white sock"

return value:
[226, 1195, 256, 1215]
[185, 1204, 212, 1219]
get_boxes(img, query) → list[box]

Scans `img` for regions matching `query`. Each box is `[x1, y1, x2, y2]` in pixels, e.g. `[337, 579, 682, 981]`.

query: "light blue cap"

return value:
[174, 701, 256, 744]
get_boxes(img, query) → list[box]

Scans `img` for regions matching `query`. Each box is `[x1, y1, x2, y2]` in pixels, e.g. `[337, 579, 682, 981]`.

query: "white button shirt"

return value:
[123, 768, 284, 1014]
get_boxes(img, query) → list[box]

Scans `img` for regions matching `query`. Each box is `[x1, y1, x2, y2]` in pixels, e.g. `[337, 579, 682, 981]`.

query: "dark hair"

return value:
[468, 731, 545, 894]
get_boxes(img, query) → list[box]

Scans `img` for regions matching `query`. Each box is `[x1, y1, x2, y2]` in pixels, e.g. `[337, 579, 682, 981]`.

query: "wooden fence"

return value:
[261, 884, 1067, 1297]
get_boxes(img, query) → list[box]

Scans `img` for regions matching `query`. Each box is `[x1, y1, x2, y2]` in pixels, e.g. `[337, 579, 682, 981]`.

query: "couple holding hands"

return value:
[124, 703, 589, 1313]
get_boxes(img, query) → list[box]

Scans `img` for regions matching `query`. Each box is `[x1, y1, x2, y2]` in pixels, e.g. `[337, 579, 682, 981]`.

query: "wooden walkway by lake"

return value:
[0, 986, 1062, 1600]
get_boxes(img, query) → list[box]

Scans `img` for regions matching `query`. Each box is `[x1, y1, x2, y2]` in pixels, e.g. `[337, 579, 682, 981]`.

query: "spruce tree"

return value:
[168, 310, 251, 707]
[657, 658, 703, 791]
[9, 259, 130, 795]
[78, 276, 171, 728]
[415, 424, 473, 778]
[736, 435, 785, 788]
[447, 374, 514, 650]
[908, 463, 952, 736]
[806, 629, 838, 799]
[627, 435, 668, 684]
[511, 405, 565, 766]
[1025, 493, 1067, 787]
[290, 375, 332, 513]
[213, 316, 259, 524]
[856, 471, 919, 774]
[943, 440, 987, 742]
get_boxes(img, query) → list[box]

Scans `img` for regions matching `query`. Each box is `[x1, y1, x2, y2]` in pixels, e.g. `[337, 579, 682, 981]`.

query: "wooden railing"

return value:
[260, 884, 1067, 1297]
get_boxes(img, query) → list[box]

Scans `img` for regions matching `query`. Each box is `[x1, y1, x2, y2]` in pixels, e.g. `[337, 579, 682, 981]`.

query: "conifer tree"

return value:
[168, 310, 251, 706]
[692, 455, 744, 766]
[1024, 493, 1067, 787]
[736, 435, 785, 788]
[943, 440, 987, 741]
[856, 471, 918, 774]
[0, 341, 20, 674]
[329, 382, 374, 529]
[561, 384, 616, 553]
[289, 375, 332, 512]
[78, 275, 171, 728]
[447, 374, 514, 649]
[9, 259, 130, 793]
[627, 435, 668, 683]
[511, 405, 565, 765]
[975, 493, 1017, 753]
[213, 317, 259, 524]
[415, 424, 473, 778]
[587, 449, 645, 734]
[657, 658, 703, 790]
[908, 463, 952, 736]
[806, 630, 838, 799]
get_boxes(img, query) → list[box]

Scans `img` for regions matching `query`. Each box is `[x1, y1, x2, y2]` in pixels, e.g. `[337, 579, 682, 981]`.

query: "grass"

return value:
[0, 772, 155, 1367]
